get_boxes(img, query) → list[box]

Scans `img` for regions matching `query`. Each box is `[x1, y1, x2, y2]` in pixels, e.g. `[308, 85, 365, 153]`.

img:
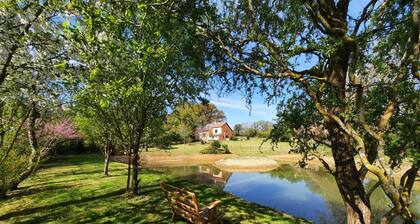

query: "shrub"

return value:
[222, 144, 230, 153]
[200, 140, 231, 154]
[210, 140, 221, 148]
[200, 147, 218, 154]
[156, 132, 180, 149]
[231, 136, 238, 141]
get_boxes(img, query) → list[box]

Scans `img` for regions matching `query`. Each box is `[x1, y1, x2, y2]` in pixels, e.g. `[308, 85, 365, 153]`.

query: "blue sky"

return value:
[209, 90, 278, 126]
[208, 0, 368, 126]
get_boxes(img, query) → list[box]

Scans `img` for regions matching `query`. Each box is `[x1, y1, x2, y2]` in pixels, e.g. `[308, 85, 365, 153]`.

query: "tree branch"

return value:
[352, 0, 378, 35]
[0, 107, 31, 167]
[0, 1, 48, 86]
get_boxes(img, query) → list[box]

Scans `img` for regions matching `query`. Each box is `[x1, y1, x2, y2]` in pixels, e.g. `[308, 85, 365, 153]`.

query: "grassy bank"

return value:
[149, 138, 292, 156]
[0, 154, 308, 224]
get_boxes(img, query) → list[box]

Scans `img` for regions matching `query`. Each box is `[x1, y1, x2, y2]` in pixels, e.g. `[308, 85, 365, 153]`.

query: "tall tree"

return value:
[67, 0, 208, 195]
[0, 0, 72, 197]
[199, 0, 419, 223]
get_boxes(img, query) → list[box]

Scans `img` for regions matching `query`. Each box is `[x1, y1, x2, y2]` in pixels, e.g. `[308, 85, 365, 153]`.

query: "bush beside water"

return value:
[200, 140, 231, 154]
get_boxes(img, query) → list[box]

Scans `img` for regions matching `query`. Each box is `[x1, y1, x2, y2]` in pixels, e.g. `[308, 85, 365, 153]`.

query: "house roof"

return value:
[196, 122, 232, 133]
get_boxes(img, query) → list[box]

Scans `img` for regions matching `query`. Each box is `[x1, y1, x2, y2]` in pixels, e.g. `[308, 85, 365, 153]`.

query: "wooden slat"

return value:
[173, 207, 197, 223]
[170, 198, 198, 214]
[160, 182, 222, 223]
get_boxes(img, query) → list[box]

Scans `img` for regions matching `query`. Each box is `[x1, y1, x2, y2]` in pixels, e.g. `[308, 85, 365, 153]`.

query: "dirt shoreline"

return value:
[111, 153, 238, 167]
[139, 152, 334, 168]
[214, 156, 279, 172]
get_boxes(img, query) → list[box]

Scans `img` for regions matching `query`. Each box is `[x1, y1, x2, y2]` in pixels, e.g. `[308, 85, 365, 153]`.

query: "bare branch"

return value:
[352, 0, 378, 35]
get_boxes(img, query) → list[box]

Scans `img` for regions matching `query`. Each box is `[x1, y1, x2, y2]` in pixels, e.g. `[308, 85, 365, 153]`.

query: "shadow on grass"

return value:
[6, 185, 70, 199]
[157, 146, 177, 151]
[19, 178, 93, 189]
[0, 189, 125, 221]
[50, 168, 126, 178]
[39, 154, 104, 168]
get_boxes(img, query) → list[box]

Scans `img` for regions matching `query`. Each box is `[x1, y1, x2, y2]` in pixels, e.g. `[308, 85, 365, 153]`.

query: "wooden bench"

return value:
[160, 183, 223, 224]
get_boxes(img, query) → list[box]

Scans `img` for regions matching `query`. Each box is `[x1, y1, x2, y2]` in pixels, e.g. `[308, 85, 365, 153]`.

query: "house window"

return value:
[214, 129, 218, 134]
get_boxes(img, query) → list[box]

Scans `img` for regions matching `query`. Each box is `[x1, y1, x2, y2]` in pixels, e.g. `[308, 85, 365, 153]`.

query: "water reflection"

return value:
[151, 165, 232, 190]
[149, 164, 419, 224]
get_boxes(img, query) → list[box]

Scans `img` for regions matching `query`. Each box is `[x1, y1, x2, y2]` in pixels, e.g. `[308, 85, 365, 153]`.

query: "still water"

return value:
[151, 164, 420, 224]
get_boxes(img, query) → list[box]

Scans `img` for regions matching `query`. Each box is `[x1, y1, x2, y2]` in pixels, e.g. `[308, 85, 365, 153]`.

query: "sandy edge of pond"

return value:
[111, 153, 238, 167]
[213, 157, 279, 172]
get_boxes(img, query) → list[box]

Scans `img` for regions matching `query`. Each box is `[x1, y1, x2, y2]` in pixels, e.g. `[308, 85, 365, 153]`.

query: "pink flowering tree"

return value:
[38, 118, 80, 154]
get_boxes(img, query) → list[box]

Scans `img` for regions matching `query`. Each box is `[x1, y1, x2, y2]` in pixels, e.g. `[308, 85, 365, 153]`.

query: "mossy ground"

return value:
[0, 154, 309, 224]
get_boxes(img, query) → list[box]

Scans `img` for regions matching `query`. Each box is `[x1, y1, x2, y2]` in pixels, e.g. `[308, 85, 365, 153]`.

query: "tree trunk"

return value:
[130, 121, 145, 195]
[329, 125, 371, 224]
[126, 148, 132, 193]
[103, 148, 110, 176]
[380, 207, 398, 224]
[0, 187, 6, 200]
[345, 200, 371, 224]
[10, 102, 40, 190]
[326, 43, 371, 223]
[131, 147, 140, 195]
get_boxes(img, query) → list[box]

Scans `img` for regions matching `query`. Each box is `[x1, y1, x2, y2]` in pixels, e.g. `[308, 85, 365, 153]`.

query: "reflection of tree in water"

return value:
[268, 164, 398, 223]
[150, 165, 232, 190]
[188, 165, 232, 190]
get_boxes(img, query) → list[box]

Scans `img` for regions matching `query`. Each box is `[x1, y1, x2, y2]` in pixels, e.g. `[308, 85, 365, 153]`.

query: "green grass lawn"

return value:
[149, 138, 330, 157]
[148, 138, 294, 156]
[0, 154, 309, 224]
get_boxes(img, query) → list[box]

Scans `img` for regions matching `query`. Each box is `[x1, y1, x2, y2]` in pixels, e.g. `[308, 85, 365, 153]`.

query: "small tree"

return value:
[39, 119, 80, 151]
[178, 123, 193, 144]
[243, 128, 257, 139]
[233, 124, 243, 136]
[74, 115, 116, 175]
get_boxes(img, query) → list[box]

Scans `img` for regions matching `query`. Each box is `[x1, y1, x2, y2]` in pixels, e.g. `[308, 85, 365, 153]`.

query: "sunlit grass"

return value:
[0, 154, 309, 223]
[148, 138, 331, 157]
[148, 138, 291, 156]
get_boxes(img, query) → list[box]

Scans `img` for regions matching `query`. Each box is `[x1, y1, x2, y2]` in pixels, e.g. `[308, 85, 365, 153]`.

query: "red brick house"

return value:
[195, 122, 234, 142]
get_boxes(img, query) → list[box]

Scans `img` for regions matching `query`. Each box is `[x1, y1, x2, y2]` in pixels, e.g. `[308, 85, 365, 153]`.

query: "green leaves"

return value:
[62, 20, 70, 29]
[88, 68, 99, 81]
[69, 1, 209, 151]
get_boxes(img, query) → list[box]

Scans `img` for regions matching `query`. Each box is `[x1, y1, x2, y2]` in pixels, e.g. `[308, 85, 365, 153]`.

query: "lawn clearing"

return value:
[147, 138, 330, 157]
[148, 138, 292, 156]
[0, 154, 309, 224]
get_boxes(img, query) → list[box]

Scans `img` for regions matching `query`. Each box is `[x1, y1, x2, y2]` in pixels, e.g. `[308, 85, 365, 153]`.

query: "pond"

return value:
[150, 164, 420, 224]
